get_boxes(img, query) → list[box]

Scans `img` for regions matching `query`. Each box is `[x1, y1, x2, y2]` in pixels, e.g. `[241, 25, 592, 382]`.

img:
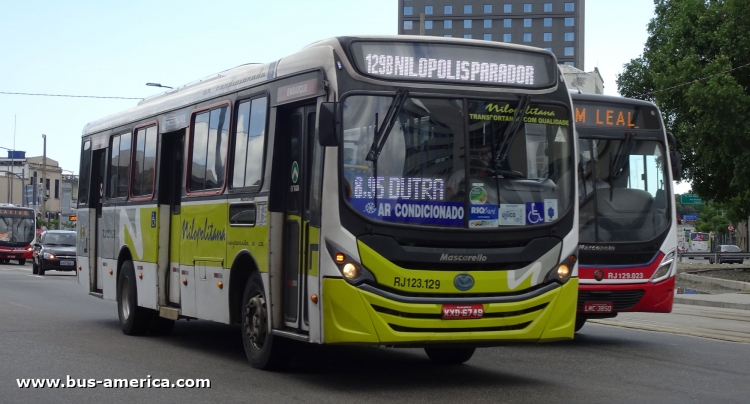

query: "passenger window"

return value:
[190, 106, 229, 192]
[232, 97, 268, 189]
[132, 125, 158, 198]
[108, 133, 131, 199]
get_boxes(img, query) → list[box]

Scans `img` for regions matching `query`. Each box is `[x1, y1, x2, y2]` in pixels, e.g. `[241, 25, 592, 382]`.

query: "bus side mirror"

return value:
[666, 132, 682, 182]
[318, 102, 339, 147]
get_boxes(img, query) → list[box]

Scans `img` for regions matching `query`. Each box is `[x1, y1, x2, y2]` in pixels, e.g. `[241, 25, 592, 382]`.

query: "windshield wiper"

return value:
[366, 89, 409, 163]
[609, 132, 636, 200]
[494, 95, 531, 169]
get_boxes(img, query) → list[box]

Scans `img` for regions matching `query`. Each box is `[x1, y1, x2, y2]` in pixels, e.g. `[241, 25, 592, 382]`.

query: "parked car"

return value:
[33, 230, 77, 275]
[709, 245, 744, 264]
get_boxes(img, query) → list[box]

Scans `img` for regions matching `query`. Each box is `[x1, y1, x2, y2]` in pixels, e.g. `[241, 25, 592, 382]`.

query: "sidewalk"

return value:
[674, 292, 750, 311]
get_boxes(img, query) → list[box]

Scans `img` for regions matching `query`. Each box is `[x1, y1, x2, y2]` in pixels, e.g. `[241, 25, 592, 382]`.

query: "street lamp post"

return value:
[41, 134, 47, 226]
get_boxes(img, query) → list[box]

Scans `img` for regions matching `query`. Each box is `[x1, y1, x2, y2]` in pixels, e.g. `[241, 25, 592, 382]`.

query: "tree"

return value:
[695, 202, 730, 235]
[617, 0, 750, 205]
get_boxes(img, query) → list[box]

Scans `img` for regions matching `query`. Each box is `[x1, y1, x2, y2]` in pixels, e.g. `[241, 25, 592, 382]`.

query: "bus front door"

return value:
[91, 149, 106, 293]
[281, 104, 319, 332]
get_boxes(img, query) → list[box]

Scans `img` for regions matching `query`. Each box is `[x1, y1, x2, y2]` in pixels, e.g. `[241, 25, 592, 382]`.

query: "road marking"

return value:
[27, 275, 44, 279]
[590, 318, 750, 344]
[9, 302, 33, 309]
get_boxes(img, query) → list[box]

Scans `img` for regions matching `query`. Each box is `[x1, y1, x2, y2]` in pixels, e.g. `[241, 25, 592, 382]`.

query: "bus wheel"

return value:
[574, 317, 587, 332]
[242, 273, 292, 370]
[117, 261, 152, 336]
[424, 347, 476, 364]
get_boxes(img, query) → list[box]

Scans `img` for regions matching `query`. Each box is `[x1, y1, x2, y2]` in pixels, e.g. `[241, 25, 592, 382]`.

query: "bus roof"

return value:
[569, 91, 658, 108]
[82, 35, 556, 137]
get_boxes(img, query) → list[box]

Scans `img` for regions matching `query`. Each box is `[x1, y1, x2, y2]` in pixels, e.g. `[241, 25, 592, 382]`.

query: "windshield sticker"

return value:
[469, 187, 488, 204]
[499, 204, 525, 226]
[544, 199, 558, 222]
[525, 202, 545, 225]
[469, 103, 569, 126]
[469, 204, 498, 228]
[554, 127, 567, 142]
[349, 199, 464, 227]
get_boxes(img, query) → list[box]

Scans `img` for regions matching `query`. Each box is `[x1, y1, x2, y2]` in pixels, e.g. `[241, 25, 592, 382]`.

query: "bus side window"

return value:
[232, 97, 268, 189]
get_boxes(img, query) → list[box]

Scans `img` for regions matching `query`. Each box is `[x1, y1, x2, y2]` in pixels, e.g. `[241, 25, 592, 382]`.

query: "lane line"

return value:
[9, 302, 33, 309]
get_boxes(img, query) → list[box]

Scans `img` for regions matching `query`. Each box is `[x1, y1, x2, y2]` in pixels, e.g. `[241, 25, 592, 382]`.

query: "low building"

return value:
[561, 64, 603, 94]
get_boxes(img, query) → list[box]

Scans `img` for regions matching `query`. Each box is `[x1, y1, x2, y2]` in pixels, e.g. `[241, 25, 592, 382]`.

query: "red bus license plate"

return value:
[583, 302, 613, 313]
[442, 304, 484, 319]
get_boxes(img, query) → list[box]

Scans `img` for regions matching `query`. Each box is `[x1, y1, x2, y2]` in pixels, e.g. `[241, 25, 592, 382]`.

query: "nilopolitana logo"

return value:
[440, 253, 488, 262]
[454, 273, 475, 291]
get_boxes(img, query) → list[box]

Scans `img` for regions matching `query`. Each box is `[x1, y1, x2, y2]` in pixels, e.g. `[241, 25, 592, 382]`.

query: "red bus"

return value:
[0, 205, 36, 265]
[571, 93, 680, 331]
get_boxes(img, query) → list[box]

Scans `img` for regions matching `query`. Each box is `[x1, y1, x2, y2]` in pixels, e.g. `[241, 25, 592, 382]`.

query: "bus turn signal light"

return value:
[311, 294, 318, 304]
[335, 253, 346, 263]
[182, 279, 188, 286]
[217, 282, 223, 289]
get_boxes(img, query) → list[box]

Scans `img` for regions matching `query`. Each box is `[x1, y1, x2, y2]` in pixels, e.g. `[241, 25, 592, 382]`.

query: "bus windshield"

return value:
[342, 95, 573, 229]
[0, 215, 35, 247]
[578, 137, 670, 243]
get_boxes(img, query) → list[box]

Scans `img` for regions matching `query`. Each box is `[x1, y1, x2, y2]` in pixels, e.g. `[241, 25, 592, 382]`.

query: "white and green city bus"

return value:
[76, 36, 579, 369]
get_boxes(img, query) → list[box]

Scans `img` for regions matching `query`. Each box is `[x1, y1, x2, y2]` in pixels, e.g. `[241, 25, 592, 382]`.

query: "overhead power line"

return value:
[639, 61, 750, 98]
[0, 91, 143, 100]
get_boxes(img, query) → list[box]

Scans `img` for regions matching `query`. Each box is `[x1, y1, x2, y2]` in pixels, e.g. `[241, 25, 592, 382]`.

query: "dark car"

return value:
[709, 245, 744, 264]
[33, 230, 77, 275]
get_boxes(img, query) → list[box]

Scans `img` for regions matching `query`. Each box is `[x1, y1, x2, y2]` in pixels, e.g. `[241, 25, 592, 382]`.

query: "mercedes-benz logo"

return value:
[454, 273, 475, 291]
[594, 270, 604, 281]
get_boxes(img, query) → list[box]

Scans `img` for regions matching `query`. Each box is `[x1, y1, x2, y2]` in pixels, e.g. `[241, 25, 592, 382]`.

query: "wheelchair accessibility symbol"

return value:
[525, 202, 544, 225]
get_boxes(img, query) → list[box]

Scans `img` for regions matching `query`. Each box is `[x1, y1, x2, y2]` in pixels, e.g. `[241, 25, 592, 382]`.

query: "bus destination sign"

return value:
[574, 102, 662, 130]
[350, 41, 555, 88]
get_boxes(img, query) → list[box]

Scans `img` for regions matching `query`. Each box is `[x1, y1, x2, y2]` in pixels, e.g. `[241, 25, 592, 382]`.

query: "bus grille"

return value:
[389, 322, 531, 333]
[577, 290, 645, 310]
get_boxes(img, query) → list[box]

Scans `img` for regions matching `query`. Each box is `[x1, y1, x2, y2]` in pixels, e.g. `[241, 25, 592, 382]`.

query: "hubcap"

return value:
[244, 292, 267, 350]
[121, 280, 130, 320]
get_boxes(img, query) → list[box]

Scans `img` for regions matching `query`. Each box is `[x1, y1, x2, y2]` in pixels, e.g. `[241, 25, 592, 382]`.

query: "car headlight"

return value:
[43, 252, 55, 260]
[650, 248, 675, 283]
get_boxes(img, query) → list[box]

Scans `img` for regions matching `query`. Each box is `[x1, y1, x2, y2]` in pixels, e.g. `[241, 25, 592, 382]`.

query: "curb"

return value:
[673, 297, 750, 311]
[678, 273, 750, 291]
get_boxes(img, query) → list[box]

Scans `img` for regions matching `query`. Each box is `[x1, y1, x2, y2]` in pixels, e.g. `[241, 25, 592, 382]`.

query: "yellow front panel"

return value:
[322, 278, 578, 345]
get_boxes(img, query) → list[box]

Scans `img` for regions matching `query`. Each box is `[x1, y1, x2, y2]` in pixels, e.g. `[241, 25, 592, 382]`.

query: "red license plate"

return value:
[442, 304, 485, 319]
[583, 302, 613, 313]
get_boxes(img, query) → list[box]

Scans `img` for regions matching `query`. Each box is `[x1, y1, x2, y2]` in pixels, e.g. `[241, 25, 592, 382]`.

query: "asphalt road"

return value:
[2, 262, 750, 404]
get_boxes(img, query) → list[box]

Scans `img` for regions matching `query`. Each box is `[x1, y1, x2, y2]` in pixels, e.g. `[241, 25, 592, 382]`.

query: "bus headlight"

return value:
[342, 263, 361, 280]
[545, 254, 576, 284]
[650, 248, 675, 283]
[325, 239, 376, 285]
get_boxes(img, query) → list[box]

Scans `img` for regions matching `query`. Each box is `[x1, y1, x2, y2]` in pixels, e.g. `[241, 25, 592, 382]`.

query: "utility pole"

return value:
[41, 134, 47, 227]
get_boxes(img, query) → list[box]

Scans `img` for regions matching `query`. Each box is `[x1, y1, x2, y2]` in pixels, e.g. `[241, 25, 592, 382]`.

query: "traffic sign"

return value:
[683, 214, 698, 221]
[681, 194, 705, 204]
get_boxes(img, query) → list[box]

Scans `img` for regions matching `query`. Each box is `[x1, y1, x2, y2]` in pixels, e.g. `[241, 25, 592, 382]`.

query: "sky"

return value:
[0, 0, 689, 193]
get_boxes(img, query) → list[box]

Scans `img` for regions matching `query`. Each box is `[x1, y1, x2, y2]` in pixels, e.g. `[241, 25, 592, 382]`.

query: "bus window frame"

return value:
[185, 100, 232, 197]
[78, 139, 92, 207]
[128, 120, 159, 202]
[228, 92, 271, 194]
[107, 131, 134, 202]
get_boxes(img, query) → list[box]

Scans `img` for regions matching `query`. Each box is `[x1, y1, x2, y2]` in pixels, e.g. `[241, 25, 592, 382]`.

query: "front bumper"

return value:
[322, 277, 578, 345]
[577, 276, 675, 314]
[0, 250, 33, 260]
[40, 257, 78, 271]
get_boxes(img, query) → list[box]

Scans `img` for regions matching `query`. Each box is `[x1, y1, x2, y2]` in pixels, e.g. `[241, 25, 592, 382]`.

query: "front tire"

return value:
[424, 347, 476, 364]
[18, 259, 26, 265]
[38, 262, 46, 276]
[241, 273, 293, 370]
[32, 261, 39, 274]
[117, 261, 153, 336]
